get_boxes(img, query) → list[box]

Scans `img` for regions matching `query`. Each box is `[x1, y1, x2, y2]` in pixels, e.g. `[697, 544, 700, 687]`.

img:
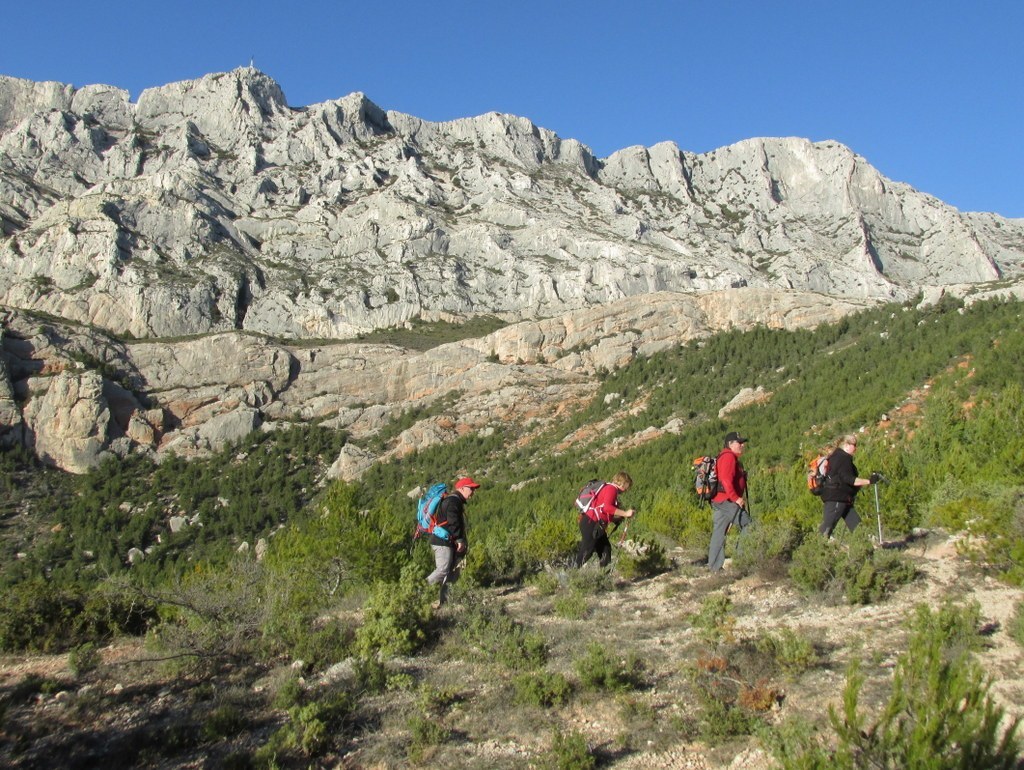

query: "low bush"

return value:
[353, 564, 433, 659]
[68, 642, 102, 677]
[458, 602, 547, 670]
[573, 642, 646, 692]
[689, 647, 775, 745]
[254, 687, 355, 762]
[615, 537, 670, 580]
[407, 713, 450, 763]
[766, 602, 1023, 769]
[528, 569, 564, 596]
[544, 729, 596, 770]
[512, 669, 572, 708]
[0, 578, 154, 654]
[731, 516, 807, 578]
[789, 532, 916, 604]
[553, 590, 590, 620]
[202, 702, 249, 741]
[1011, 601, 1024, 649]
[754, 628, 819, 676]
[691, 592, 736, 646]
[905, 599, 984, 655]
[567, 568, 614, 595]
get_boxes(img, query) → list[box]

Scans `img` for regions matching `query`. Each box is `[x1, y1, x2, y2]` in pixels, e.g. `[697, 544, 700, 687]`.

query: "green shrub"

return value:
[788, 536, 844, 596]
[615, 537, 670, 580]
[767, 603, 1023, 769]
[528, 570, 564, 596]
[731, 516, 806, 577]
[905, 599, 984, 655]
[407, 713, 450, 763]
[416, 683, 461, 715]
[567, 568, 614, 595]
[68, 642, 102, 677]
[291, 620, 353, 670]
[553, 590, 590, 620]
[691, 593, 735, 646]
[271, 674, 305, 710]
[255, 688, 355, 762]
[353, 564, 433, 659]
[754, 628, 819, 676]
[458, 602, 547, 670]
[202, 702, 249, 741]
[573, 642, 646, 692]
[844, 543, 918, 605]
[696, 691, 763, 745]
[512, 670, 572, 707]
[789, 533, 916, 604]
[0, 578, 154, 653]
[1011, 601, 1024, 649]
[544, 729, 596, 770]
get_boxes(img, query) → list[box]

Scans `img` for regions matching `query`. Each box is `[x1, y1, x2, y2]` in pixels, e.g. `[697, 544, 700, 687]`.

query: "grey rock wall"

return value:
[1, 69, 1021, 343]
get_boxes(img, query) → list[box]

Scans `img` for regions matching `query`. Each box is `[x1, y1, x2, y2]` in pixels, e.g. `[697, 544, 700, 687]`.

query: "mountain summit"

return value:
[2, 68, 1022, 340]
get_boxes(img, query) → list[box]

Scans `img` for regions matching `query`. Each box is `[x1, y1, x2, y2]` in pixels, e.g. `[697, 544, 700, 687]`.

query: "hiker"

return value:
[575, 472, 635, 568]
[426, 476, 480, 606]
[708, 431, 750, 571]
[818, 434, 881, 537]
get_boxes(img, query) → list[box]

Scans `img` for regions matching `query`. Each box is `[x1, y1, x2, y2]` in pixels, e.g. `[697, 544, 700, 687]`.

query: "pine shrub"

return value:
[767, 603, 1023, 769]
[458, 602, 547, 670]
[512, 670, 572, 707]
[573, 642, 646, 692]
[353, 564, 433, 659]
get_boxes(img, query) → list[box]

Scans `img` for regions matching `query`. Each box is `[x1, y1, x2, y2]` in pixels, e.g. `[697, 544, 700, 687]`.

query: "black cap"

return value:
[724, 431, 748, 445]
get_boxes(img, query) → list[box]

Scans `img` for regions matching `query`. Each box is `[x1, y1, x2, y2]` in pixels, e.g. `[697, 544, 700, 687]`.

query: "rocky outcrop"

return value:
[3, 67, 1023, 474]
[0, 288, 870, 473]
[1, 69, 1022, 342]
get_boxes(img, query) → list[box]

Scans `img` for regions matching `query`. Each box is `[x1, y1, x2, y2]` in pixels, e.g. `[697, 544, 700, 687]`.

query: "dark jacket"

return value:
[821, 447, 859, 503]
[430, 492, 467, 549]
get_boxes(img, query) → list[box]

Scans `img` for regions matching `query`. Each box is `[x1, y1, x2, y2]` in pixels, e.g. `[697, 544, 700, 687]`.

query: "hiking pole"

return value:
[874, 484, 882, 543]
[872, 473, 889, 544]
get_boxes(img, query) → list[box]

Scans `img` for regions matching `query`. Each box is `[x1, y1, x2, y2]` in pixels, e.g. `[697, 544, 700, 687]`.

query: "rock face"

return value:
[3, 68, 1024, 474]
[1, 68, 1022, 342]
[1, 289, 869, 472]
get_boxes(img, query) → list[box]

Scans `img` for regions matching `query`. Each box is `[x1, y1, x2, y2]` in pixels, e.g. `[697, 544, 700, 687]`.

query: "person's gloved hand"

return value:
[869, 471, 883, 484]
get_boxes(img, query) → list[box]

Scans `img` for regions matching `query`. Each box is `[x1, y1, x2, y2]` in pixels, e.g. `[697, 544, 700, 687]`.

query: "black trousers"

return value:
[820, 500, 861, 537]
[576, 516, 611, 567]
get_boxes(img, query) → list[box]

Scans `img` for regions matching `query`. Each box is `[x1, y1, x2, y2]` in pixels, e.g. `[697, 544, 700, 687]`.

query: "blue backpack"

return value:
[415, 482, 450, 540]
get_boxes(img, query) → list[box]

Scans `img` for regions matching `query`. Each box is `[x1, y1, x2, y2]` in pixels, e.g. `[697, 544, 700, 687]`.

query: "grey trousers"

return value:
[427, 544, 462, 604]
[708, 500, 750, 571]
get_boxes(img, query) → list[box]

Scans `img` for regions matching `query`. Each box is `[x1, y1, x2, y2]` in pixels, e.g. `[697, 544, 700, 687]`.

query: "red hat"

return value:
[455, 477, 481, 490]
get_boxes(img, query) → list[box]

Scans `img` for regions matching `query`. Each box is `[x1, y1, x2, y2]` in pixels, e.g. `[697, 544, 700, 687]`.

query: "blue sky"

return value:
[4, 1, 1022, 217]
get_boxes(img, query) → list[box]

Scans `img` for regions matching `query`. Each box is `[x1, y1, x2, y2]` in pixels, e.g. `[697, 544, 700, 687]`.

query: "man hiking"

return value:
[426, 476, 480, 606]
[575, 472, 635, 568]
[708, 431, 750, 571]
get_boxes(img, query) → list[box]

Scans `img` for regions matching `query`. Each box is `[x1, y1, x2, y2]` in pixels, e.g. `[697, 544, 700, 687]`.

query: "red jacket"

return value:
[711, 448, 747, 504]
[587, 483, 621, 525]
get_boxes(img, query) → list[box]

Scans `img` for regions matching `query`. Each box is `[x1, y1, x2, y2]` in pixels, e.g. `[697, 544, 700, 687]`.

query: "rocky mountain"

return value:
[2, 68, 1022, 341]
[2, 67, 1024, 473]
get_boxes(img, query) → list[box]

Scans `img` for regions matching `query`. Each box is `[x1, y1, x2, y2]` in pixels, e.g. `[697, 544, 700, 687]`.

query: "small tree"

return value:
[768, 603, 1022, 769]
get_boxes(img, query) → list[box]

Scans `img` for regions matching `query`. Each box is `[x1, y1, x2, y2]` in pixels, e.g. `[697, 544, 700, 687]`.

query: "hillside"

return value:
[1, 296, 1023, 768]
[0, 531, 1021, 769]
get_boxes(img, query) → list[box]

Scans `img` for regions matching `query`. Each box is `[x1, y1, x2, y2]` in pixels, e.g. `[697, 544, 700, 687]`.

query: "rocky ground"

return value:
[1, 530, 1021, 769]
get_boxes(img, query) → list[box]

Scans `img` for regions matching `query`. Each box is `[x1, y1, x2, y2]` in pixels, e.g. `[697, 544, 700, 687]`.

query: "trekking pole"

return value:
[874, 483, 882, 544]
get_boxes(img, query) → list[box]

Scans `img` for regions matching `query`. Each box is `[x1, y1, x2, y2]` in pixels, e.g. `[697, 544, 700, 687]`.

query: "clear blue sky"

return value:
[4, 1, 1022, 217]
